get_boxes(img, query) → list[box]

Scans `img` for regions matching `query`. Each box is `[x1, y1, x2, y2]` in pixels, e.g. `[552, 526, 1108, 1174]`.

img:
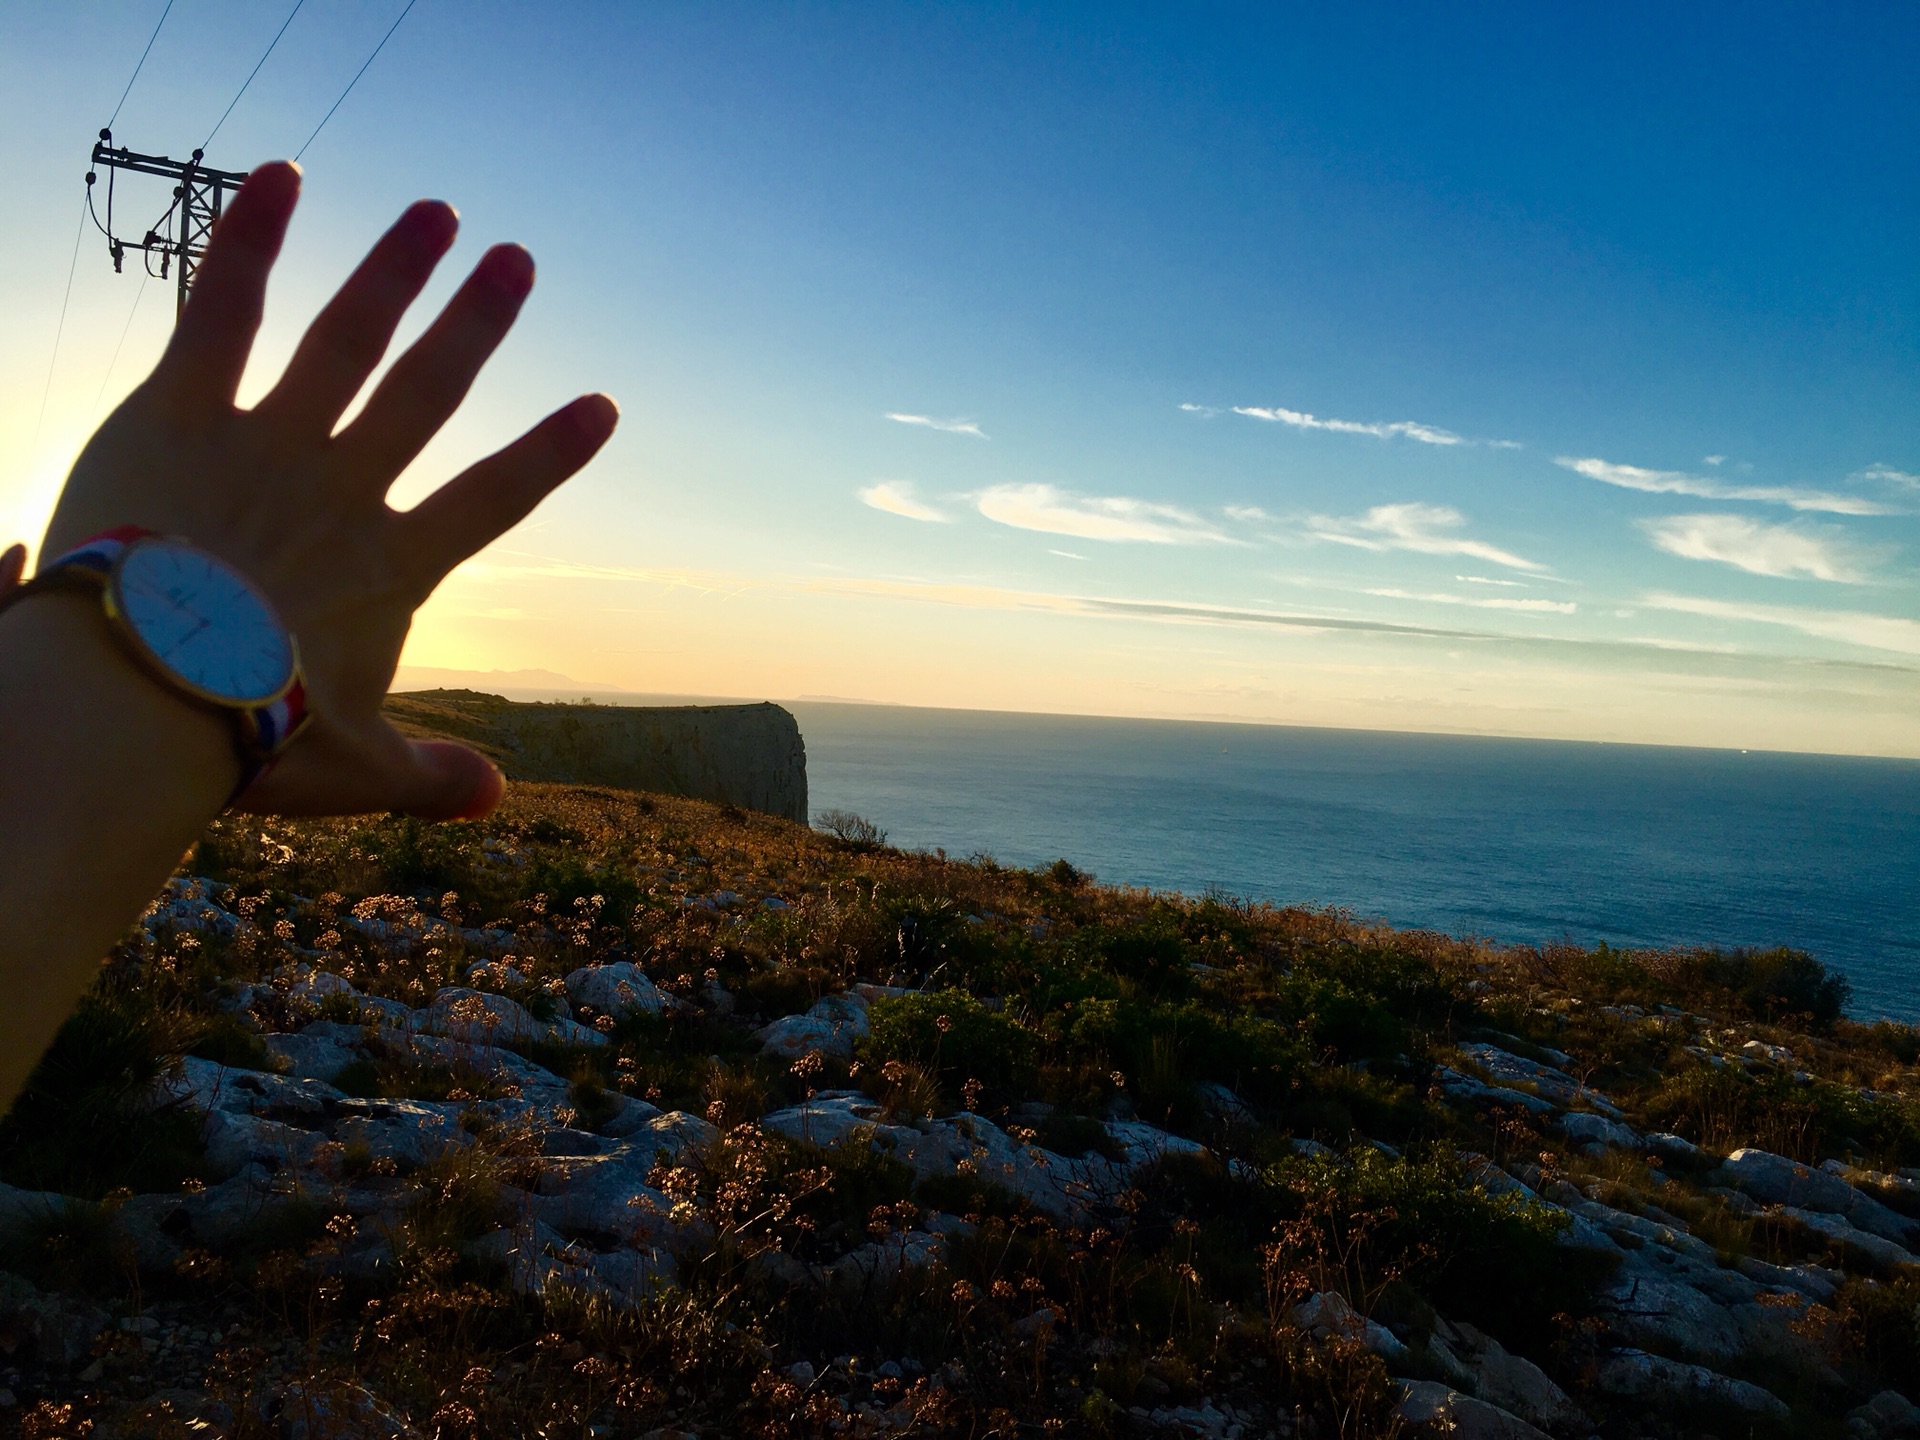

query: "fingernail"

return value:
[572, 393, 620, 439]
[479, 243, 535, 298]
[404, 200, 460, 251]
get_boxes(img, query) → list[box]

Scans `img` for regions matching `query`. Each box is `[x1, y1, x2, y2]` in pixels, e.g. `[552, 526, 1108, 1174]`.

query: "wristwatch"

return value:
[2, 526, 309, 796]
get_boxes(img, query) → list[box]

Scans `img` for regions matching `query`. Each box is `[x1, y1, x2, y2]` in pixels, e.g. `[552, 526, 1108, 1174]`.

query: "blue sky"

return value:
[3, 3, 1917, 754]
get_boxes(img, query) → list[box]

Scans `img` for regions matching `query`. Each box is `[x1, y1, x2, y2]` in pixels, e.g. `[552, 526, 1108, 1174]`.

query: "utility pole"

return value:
[87, 130, 247, 322]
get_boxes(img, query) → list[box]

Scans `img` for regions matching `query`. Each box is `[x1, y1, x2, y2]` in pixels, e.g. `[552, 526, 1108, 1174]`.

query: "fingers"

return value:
[0, 544, 24, 593]
[234, 734, 504, 820]
[334, 244, 536, 488]
[155, 161, 302, 421]
[400, 393, 618, 585]
[255, 200, 459, 437]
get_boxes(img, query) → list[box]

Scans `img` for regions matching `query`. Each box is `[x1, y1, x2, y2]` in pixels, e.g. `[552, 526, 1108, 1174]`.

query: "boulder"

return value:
[1592, 1348, 1788, 1418]
[1719, 1148, 1919, 1246]
[264, 1029, 363, 1083]
[1458, 1043, 1624, 1118]
[421, 988, 607, 1049]
[201, 1109, 329, 1178]
[758, 994, 871, 1061]
[1436, 1067, 1558, 1116]
[565, 962, 669, 1019]
[166, 1056, 342, 1119]
[1850, 1389, 1920, 1439]
[1560, 1112, 1642, 1152]
[1784, 1206, 1918, 1269]
[1443, 1321, 1585, 1432]
[1599, 1252, 1748, 1365]
[332, 1098, 473, 1171]
[758, 1091, 1204, 1219]
[1290, 1291, 1408, 1365]
[1395, 1381, 1551, 1439]
[394, 1034, 573, 1108]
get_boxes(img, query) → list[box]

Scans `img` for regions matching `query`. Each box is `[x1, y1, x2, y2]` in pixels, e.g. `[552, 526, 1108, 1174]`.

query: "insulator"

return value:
[86, 172, 96, 185]
[98, 127, 111, 141]
[191, 149, 203, 162]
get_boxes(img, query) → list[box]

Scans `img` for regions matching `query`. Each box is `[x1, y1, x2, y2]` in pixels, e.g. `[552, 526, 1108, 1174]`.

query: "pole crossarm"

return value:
[87, 135, 248, 321]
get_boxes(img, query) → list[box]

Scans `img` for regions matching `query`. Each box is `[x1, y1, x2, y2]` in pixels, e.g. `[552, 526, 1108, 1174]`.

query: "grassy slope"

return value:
[4, 780, 1920, 1438]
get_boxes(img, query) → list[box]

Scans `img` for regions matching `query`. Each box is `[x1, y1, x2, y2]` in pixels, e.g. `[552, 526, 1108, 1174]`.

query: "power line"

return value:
[31, 193, 91, 462]
[203, 0, 307, 151]
[295, 0, 421, 162]
[106, 0, 176, 130]
[93, 274, 152, 418]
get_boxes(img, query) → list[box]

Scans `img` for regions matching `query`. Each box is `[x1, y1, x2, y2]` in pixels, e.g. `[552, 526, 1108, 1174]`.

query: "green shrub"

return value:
[864, 990, 1034, 1103]
[1263, 1147, 1609, 1349]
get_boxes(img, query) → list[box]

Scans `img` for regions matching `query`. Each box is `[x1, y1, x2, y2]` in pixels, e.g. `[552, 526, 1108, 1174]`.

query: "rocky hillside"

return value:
[383, 690, 808, 821]
[3, 783, 1920, 1439]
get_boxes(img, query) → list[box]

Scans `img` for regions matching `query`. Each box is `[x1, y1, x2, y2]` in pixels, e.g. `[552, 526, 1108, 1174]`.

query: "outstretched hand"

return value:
[41, 162, 616, 820]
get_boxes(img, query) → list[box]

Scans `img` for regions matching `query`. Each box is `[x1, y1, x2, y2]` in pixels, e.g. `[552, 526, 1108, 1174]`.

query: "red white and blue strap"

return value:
[41, 527, 310, 778]
[42, 523, 155, 577]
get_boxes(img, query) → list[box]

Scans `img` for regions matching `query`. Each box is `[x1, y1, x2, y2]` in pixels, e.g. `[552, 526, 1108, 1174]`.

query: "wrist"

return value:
[0, 587, 241, 811]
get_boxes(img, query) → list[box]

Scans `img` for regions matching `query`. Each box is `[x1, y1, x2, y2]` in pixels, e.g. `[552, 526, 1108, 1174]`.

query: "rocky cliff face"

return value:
[383, 689, 808, 821]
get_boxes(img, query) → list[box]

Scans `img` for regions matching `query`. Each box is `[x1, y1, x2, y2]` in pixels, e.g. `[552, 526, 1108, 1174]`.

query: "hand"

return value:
[0, 544, 22, 594]
[41, 162, 616, 820]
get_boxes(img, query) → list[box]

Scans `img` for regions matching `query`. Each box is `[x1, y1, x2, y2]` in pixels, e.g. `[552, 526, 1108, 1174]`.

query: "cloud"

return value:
[1862, 464, 1920, 490]
[1456, 574, 1527, 587]
[1307, 502, 1546, 572]
[1178, 403, 1221, 417]
[1556, 456, 1893, 515]
[975, 484, 1233, 545]
[1224, 504, 1273, 523]
[1049, 549, 1087, 560]
[1233, 405, 1463, 446]
[1641, 513, 1880, 582]
[1367, 587, 1577, 614]
[886, 412, 987, 438]
[1643, 593, 1920, 656]
[859, 481, 948, 523]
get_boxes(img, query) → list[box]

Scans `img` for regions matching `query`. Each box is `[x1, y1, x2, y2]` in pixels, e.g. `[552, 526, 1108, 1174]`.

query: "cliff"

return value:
[382, 688, 808, 821]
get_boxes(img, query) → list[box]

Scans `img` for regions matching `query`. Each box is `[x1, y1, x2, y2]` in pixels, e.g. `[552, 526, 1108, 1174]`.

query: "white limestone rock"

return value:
[1719, 1147, 1920, 1247]
[331, 1098, 473, 1170]
[1395, 1380, 1551, 1439]
[758, 993, 872, 1061]
[758, 1090, 1205, 1220]
[421, 987, 607, 1049]
[565, 961, 669, 1018]
[1291, 1291, 1408, 1365]
[1592, 1348, 1788, 1418]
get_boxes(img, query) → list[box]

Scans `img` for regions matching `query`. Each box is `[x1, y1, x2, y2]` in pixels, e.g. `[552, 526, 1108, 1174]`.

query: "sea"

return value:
[786, 703, 1920, 1024]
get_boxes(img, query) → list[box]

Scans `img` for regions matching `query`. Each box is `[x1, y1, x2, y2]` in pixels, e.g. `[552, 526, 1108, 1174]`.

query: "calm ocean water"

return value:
[788, 703, 1920, 1024]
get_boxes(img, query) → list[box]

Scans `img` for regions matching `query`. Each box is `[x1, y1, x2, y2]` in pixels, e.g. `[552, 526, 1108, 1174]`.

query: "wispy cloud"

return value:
[1641, 513, 1881, 582]
[1367, 587, 1576, 614]
[976, 484, 1233, 545]
[1644, 593, 1920, 656]
[1049, 549, 1087, 560]
[1224, 504, 1273, 523]
[1307, 502, 1546, 572]
[1178, 403, 1221, 417]
[1233, 405, 1463, 446]
[859, 481, 948, 523]
[886, 412, 988, 438]
[1862, 464, 1920, 490]
[1456, 574, 1527, 587]
[1556, 456, 1893, 515]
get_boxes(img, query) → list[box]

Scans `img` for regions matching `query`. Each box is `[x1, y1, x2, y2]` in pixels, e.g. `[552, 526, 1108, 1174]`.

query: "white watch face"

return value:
[111, 538, 294, 705]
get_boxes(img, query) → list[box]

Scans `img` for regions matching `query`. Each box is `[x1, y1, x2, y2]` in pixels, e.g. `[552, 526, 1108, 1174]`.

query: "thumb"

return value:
[401, 740, 506, 820]
[0, 543, 24, 592]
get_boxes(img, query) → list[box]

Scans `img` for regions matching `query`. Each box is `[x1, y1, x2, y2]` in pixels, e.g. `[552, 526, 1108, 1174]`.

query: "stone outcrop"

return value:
[384, 689, 808, 822]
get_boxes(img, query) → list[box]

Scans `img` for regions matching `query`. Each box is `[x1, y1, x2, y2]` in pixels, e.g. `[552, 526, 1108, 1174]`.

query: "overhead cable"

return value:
[32, 194, 92, 460]
[106, 0, 176, 130]
[295, 0, 421, 162]
[203, 0, 307, 150]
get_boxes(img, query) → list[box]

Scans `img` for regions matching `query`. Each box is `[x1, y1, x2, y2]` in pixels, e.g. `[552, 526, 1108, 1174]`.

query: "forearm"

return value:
[0, 592, 236, 1106]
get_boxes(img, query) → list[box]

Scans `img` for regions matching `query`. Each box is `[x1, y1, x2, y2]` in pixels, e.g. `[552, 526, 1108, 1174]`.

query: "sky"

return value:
[3, 3, 1917, 756]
